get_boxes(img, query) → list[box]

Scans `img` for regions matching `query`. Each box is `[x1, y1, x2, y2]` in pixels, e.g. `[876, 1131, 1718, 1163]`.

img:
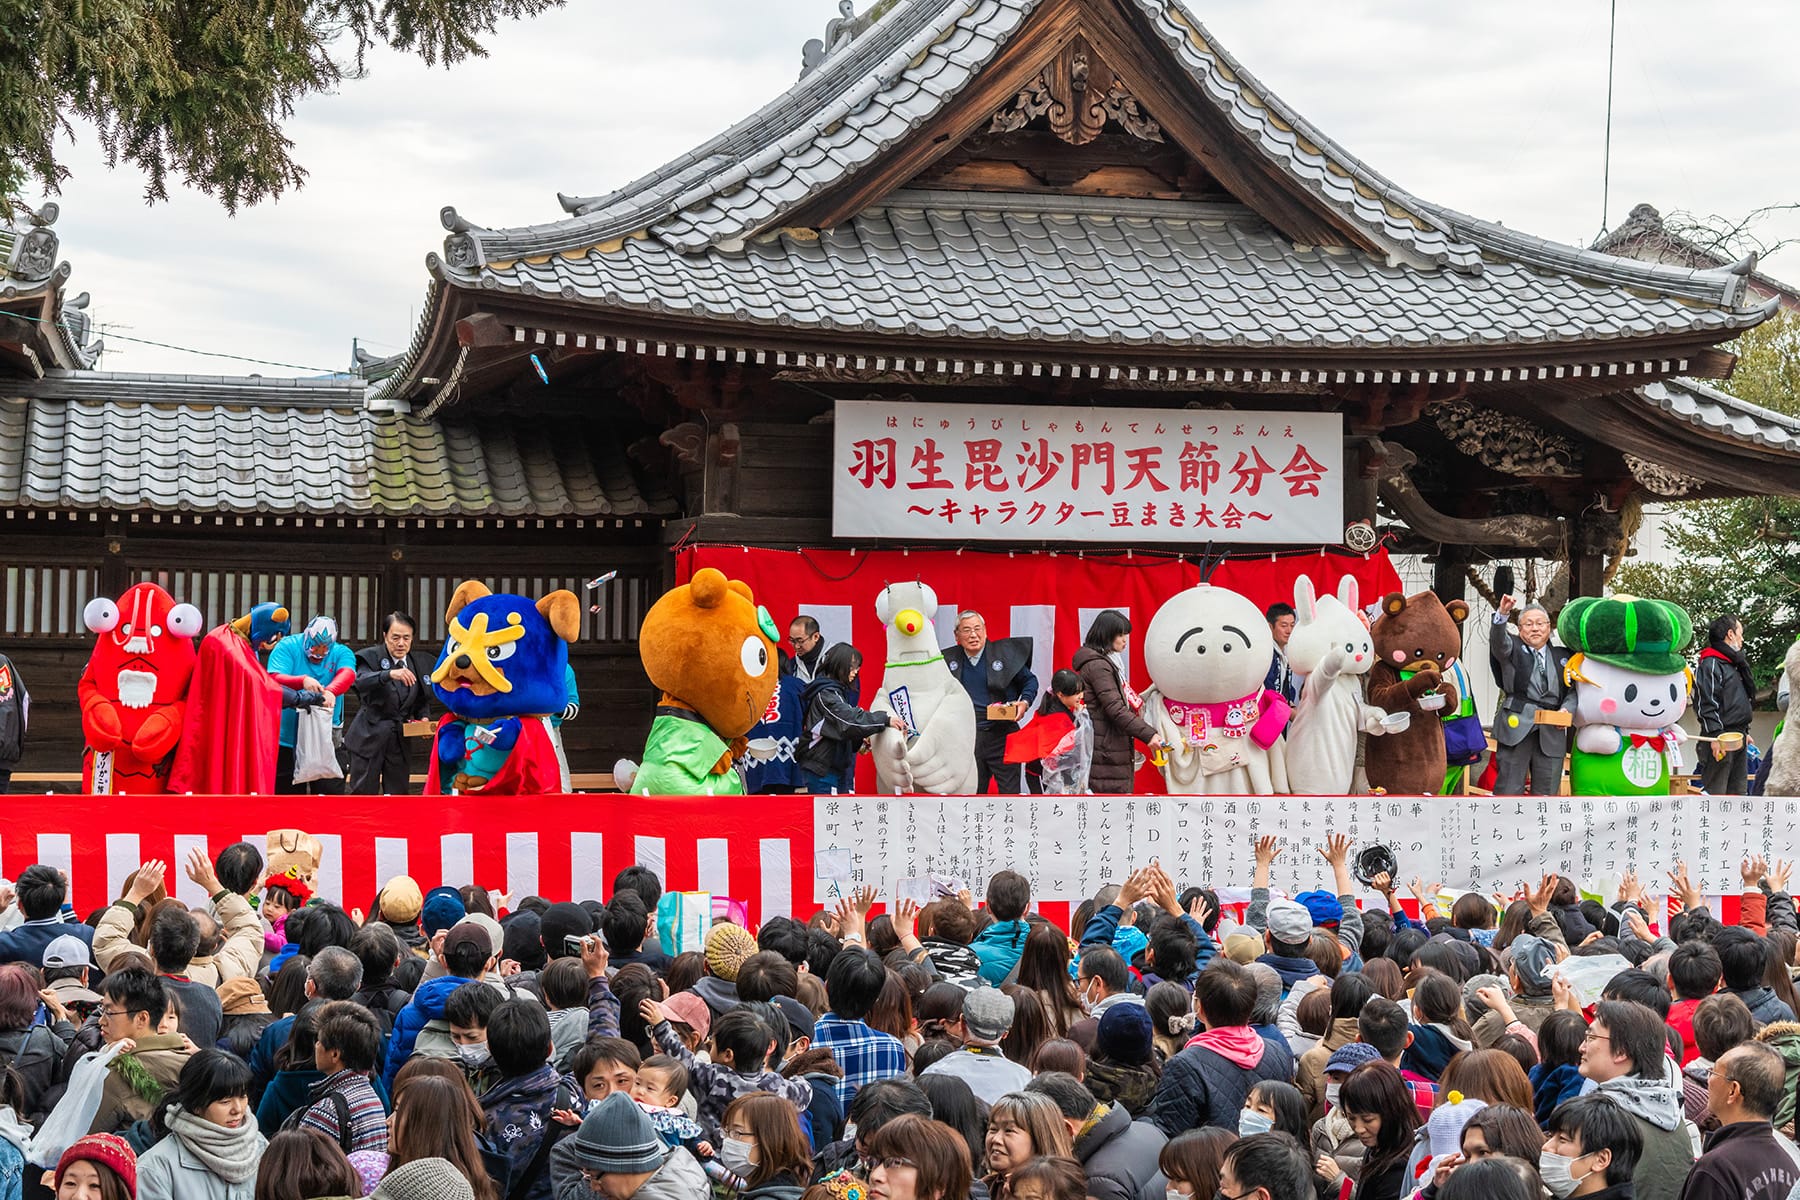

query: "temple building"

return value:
[5, 0, 1800, 779]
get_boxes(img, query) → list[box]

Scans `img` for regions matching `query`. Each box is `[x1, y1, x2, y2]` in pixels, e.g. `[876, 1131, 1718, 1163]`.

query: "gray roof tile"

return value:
[1634, 378, 1800, 451]
[0, 373, 678, 518]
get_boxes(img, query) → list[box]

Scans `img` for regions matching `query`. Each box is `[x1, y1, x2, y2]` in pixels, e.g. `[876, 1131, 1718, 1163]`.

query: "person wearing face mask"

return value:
[712, 1094, 812, 1200]
[1695, 614, 1757, 796]
[1541, 1094, 1643, 1199]
[445, 984, 502, 1097]
[1310, 1043, 1379, 1189]
[1156, 1128, 1234, 1200]
[138, 1051, 266, 1200]
[382, 921, 495, 1091]
[1066, 948, 1143, 1055]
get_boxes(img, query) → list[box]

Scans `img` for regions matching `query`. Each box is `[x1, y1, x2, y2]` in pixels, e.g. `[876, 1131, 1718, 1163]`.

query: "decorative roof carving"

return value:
[1625, 453, 1704, 498]
[989, 35, 1163, 144]
[1431, 398, 1585, 477]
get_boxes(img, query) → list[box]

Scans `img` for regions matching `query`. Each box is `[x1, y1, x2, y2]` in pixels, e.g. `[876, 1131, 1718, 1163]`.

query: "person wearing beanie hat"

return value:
[919, 989, 1031, 1106]
[217, 976, 275, 1060]
[549, 1093, 709, 1200]
[269, 614, 356, 795]
[372, 1157, 478, 1200]
[1313, 1042, 1382, 1185]
[691, 925, 756, 1018]
[1406, 1091, 1487, 1184]
[56, 1133, 138, 1200]
[421, 888, 467, 942]
[1084, 1004, 1161, 1118]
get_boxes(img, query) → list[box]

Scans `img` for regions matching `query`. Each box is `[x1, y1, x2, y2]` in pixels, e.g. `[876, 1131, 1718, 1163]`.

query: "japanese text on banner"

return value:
[833, 400, 1344, 544]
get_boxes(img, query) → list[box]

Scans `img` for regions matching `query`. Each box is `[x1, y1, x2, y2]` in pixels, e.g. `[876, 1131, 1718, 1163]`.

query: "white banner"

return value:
[833, 401, 1343, 543]
[813, 793, 1800, 903]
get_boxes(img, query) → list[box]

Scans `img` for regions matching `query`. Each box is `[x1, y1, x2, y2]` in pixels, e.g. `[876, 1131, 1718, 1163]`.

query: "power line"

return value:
[0, 309, 346, 375]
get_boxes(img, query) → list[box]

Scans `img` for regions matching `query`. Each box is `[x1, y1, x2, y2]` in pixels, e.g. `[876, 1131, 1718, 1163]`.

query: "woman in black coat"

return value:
[1695, 613, 1756, 796]
[796, 643, 903, 794]
[1072, 610, 1162, 794]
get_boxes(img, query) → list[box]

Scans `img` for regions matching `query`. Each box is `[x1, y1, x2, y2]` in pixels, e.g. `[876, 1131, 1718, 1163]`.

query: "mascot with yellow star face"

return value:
[427, 581, 581, 795]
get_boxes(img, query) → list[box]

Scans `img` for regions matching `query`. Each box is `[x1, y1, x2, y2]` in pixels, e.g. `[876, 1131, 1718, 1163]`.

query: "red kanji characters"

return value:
[1192, 503, 1217, 528]
[1016, 438, 1064, 492]
[908, 439, 953, 490]
[1071, 442, 1115, 494]
[1178, 441, 1220, 493]
[1123, 446, 1170, 492]
[1228, 446, 1275, 495]
[1109, 503, 1132, 528]
[1140, 502, 1158, 525]
[964, 439, 1006, 491]
[1280, 444, 1329, 497]
[848, 438, 896, 489]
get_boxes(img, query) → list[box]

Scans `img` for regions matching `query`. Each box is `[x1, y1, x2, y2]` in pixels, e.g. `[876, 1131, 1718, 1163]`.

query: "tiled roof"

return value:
[437, 0, 1758, 320]
[453, 191, 1765, 350]
[1634, 377, 1800, 452]
[0, 372, 677, 518]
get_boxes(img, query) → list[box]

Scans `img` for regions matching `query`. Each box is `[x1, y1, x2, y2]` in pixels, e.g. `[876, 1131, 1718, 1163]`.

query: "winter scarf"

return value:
[0, 1105, 31, 1152]
[167, 1105, 269, 1184]
[1596, 1073, 1685, 1132]
[1701, 642, 1757, 702]
[1184, 1025, 1266, 1069]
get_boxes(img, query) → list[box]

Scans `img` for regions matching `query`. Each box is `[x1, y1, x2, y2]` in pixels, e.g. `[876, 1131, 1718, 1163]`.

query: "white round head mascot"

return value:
[1142, 583, 1290, 794]
[866, 580, 977, 795]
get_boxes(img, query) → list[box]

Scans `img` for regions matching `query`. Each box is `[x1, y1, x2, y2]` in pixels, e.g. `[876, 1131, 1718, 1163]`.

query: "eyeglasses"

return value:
[97, 1007, 141, 1021]
[1581, 1032, 1611, 1046]
[873, 1157, 916, 1172]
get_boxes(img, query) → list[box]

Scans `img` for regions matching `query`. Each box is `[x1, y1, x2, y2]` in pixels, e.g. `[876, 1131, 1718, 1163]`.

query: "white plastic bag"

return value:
[293, 706, 344, 783]
[1545, 953, 1634, 1010]
[28, 1041, 125, 1167]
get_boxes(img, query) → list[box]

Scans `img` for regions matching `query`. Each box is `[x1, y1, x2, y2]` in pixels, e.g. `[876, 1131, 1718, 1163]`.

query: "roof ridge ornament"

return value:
[440, 206, 488, 273]
[801, 0, 877, 77]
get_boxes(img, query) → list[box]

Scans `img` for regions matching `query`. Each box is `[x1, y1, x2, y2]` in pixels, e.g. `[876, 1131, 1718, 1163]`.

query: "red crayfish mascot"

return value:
[78, 583, 203, 793]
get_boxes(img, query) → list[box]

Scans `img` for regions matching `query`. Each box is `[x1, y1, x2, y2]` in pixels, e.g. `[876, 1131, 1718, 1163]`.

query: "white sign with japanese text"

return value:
[833, 401, 1344, 543]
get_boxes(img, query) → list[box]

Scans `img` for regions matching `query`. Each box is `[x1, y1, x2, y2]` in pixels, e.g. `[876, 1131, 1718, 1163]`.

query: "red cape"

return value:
[425, 713, 563, 796]
[1004, 711, 1075, 764]
[166, 626, 282, 795]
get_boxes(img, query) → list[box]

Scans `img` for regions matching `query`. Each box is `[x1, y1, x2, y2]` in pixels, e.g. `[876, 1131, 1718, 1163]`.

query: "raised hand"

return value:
[1317, 833, 1353, 868]
[893, 897, 921, 943]
[1667, 860, 1702, 910]
[1255, 836, 1282, 868]
[1617, 870, 1642, 907]
[1743, 855, 1769, 890]
[1370, 871, 1397, 898]
[184, 848, 222, 896]
[1774, 859, 1794, 893]
[1117, 868, 1153, 909]
[1525, 873, 1556, 916]
[1147, 866, 1181, 916]
[1188, 892, 1214, 929]
[127, 859, 168, 905]
[638, 996, 668, 1026]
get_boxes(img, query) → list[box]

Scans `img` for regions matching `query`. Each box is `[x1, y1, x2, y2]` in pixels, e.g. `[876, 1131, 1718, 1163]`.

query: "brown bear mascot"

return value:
[1364, 590, 1469, 795]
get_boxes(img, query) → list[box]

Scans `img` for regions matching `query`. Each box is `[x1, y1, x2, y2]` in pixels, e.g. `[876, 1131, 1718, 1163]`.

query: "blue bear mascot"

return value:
[427, 580, 581, 794]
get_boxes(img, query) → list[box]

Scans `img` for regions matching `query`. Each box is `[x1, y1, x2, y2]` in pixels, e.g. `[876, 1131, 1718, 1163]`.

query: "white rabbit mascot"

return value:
[1285, 576, 1408, 794]
[1142, 583, 1291, 794]
[868, 581, 978, 795]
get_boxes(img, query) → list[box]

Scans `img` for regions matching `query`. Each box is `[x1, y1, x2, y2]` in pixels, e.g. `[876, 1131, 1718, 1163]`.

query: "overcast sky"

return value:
[36, 0, 1800, 378]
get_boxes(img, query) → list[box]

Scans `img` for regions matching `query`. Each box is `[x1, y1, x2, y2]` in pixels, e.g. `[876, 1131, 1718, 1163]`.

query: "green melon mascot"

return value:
[1558, 595, 1695, 795]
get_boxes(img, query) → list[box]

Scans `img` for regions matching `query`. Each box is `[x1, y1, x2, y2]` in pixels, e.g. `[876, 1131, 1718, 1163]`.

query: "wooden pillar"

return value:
[1433, 552, 1469, 605]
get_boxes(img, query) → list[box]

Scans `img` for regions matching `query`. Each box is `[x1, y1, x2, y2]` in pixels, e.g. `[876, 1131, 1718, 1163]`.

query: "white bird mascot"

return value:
[1285, 575, 1406, 794]
[1142, 583, 1290, 794]
[868, 581, 978, 795]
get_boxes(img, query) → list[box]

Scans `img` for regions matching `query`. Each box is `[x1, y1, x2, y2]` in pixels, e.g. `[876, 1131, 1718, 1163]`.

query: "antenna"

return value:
[1600, 0, 1618, 237]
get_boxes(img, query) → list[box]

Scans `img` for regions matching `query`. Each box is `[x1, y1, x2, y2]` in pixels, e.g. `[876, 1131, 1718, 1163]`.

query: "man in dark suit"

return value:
[345, 611, 433, 794]
[945, 610, 1037, 794]
[1490, 594, 1575, 794]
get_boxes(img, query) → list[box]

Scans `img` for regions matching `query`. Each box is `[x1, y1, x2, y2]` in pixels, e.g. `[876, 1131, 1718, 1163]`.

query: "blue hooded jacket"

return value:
[972, 920, 1031, 985]
[383, 974, 471, 1090]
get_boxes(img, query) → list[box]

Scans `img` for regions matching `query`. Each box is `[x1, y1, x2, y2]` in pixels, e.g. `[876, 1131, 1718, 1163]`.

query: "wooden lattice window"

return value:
[406, 569, 657, 644]
[0, 565, 101, 636]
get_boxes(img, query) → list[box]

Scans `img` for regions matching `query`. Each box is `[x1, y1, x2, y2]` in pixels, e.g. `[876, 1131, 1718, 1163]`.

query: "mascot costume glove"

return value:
[78, 584, 203, 793]
[622, 567, 780, 796]
[427, 582, 579, 795]
[1558, 595, 1694, 796]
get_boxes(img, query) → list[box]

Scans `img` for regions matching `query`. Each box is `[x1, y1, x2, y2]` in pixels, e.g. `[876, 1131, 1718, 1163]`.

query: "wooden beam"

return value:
[1369, 439, 1567, 554]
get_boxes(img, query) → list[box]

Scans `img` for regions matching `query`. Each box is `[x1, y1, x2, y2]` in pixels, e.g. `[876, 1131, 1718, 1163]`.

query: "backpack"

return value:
[281, 1088, 354, 1153]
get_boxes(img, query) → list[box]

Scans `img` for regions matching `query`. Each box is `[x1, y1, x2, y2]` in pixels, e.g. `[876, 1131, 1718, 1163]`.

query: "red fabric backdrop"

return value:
[678, 545, 1401, 791]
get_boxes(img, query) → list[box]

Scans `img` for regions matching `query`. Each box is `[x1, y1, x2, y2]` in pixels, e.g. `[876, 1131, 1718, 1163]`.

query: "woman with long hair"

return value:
[1490, 901, 1534, 954]
[866, 972, 919, 1054]
[1144, 983, 1194, 1063]
[0, 962, 68, 1125]
[1027, 1040, 1084, 1081]
[1438, 1049, 1534, 1111]
[1317, 1062, 1421, 1200]
[915, 1075, 985, 1177]
[917, 983, 967, 1046]
[1157, 1128, 1234, 1200]
[54, 1134, 138, 1200]
[362, 1073, 496, 1200]
[1458, 1104, 1544, 1165]
[1240, 1079, 1308, 1142]
[1013, 926, 1083, 1038]
[796, 644, 905, 795]
[1766, 929, 1800, 1021]
[717, 1092, 813, 1200]
[139, 1050, 266, 1200]
[982, 1093, 1072, 1200]
[254, 1008, 324, 1135]
[1072, 610, 1162, 794]
[1360, 959, 1407, 1003]
[999, 987, 1052, 1070]
[251, 1131, 360, 1200]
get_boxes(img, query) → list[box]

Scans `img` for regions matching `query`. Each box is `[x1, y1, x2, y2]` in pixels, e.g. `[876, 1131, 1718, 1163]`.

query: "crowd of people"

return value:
[0, 834, 1798, 1200]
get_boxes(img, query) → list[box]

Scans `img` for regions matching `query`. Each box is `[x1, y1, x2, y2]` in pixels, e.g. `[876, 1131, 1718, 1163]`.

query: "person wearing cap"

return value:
[218, 977, 275, 1059]
[43, 933, 104, 1018]
[347, 611, 435, 796]
[919, 988, 1032, 1107]
[1489, 594, 1576, 796]
[53, 1133, 138, 1200]
[383, 921, 497, 1091]
[1311, 1041, 1380, 1183]
[269, 615, 357, 795]
[1503, 932, 1562, 1033]
[1245, 835, 1364, 992]
[549, 1091, 708, 1200]
[373, 876, 429, 955]
[1083, 1004, 1161, 1118]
